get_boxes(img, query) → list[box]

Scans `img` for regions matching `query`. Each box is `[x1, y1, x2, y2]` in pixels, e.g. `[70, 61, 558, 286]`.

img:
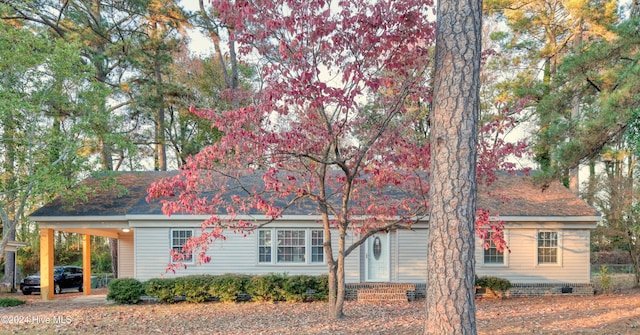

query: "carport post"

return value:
[40, 228, 54, 301]
[82, 234, 91, 295]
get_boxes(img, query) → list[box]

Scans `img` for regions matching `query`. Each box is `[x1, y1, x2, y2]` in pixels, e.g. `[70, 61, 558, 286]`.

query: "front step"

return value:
[357, 288, 412, 302]
[349, 283, 417, 302]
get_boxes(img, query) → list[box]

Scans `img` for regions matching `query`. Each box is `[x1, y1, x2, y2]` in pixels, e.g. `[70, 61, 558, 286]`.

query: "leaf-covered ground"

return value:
[1, 286, 639, 334]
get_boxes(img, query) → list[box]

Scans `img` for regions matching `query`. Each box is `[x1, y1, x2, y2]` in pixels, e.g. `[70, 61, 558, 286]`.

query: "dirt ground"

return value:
[1, 276, 639, 335]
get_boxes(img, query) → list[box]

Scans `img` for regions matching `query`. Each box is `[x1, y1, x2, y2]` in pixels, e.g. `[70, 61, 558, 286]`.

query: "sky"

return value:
[180, 0, 215, 56]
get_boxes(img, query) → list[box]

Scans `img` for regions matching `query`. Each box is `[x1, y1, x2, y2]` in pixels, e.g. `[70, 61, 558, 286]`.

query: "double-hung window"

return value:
[171, 229, 193, 263]
[537, 231, 559, 264]
[258, 229, 324, 264]
[483, 231, 505, 265]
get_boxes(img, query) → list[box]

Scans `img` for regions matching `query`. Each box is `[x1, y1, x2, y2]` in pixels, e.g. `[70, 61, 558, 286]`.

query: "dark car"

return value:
[20, 266, 83, 295]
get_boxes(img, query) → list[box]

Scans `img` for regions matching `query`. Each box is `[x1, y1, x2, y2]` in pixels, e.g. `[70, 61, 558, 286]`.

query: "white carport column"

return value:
[83, 234, 91, 295]
[39, 228, 54, 301]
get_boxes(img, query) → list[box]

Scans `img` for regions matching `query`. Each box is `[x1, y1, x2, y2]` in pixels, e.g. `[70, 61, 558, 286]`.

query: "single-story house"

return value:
[29, 171, 600, 300]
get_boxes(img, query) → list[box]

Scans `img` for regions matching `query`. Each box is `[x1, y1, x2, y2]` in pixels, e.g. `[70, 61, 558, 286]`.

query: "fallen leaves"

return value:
[1, 287, 640, 334]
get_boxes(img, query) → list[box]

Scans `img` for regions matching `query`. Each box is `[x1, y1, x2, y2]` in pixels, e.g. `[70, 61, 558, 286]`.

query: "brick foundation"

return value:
[504, 283, 594, 297]
[345, 283, 416, 301]
[346, 282, 594, 301]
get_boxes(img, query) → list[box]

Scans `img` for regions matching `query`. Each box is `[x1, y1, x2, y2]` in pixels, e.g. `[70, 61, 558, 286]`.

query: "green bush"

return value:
[107, 278, 145, 304]
[247, 273, 286, 302]
[313, 274, 329, 301]
[173, 275, 216, 303]
[145, 278, 177, 303]
[0, 297, 26, 307]
[209, 274, 251, 302]
[476, 276, 512, 292]
[138, 273, 330, 304]
[283, 275, 318, 302]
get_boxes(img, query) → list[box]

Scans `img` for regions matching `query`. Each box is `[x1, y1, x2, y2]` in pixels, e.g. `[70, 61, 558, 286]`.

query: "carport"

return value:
[28, 172, 162, 301]
[36, 223, 128, 301]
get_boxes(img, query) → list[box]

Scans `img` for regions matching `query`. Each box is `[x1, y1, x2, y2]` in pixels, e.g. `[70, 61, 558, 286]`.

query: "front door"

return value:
[365, 233, 390, 281]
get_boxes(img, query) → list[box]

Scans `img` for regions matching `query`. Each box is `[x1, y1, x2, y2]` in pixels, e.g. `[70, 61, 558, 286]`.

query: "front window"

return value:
[277, 230, 306, 262]
[538, 231, 558, 264]
[259, 230, 272, 263]
[311, 230, 324, 263]
[483, 232, 504, 264]
[258, 229, 324, 264]
[171, 229, 193, 263]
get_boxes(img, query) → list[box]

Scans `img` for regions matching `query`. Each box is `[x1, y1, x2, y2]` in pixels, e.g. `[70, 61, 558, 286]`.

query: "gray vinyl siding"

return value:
[344, 232, 360, 283]
[117, 232, 134, 278]
[396, 229, 428, 282]
[135, 228, 175, 281]
[476, 228, 592, 283]
[132, 223, 591, 284]
[133, 225, 360, 282]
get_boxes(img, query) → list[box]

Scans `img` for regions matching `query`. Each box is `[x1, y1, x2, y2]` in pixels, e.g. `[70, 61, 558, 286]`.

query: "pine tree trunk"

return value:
[425, 0, 482, 333]
[569, 19, 583, 194]
[154, 57, 167, 171]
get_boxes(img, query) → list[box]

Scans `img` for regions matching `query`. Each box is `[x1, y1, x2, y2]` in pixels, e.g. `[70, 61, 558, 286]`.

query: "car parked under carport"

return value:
[20, 266, 83, 295]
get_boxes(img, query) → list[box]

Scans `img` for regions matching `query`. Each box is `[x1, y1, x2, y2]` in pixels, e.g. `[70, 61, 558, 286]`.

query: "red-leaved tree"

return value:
[147, 0, 526, 319]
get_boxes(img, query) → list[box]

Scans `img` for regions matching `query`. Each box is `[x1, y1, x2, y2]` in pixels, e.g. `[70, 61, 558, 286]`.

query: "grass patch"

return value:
[0, 297, 26, 307]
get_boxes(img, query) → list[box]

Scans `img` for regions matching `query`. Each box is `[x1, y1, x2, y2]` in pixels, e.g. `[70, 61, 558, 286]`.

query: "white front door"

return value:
[365, 233, 390, 281]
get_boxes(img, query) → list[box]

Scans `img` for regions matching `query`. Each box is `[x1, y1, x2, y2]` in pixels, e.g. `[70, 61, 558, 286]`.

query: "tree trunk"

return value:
[331, 230, 346, 319]
[154, 58, 167, 171]
[110, 238, 118, 278]
[569, 19, 583, 194]
[1, 111, 17, 291]
[425, 0, 482, 333]
[324, 232, 346, 319]
[585, 159, 597, 206]
[2, 238, 15, 291]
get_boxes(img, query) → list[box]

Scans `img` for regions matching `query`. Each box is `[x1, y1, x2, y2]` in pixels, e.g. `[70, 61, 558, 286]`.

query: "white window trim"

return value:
[170, 228, 195, 264]
[536, 230, 563, 267]
[481, 230, 509, 267]
[257, 228, 325, 265]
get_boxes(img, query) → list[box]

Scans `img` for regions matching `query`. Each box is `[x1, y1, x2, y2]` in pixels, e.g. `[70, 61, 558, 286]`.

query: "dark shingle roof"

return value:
[30, 171, 598, 219]
[477, 174, 598, 217]
[30, 171, 176, 217]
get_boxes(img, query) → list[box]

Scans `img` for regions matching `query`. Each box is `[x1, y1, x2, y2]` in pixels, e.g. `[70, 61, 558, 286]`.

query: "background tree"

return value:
[591, 147, 640, 286]
[163, 44, 253, 166]
[128, 0, 189, 171]
[0, 0, 166, 171]
[0, 20, 101, 286]
[534, 9, 638, 181]
[483, 0, 617, 190]
[193, 0, 245, 107]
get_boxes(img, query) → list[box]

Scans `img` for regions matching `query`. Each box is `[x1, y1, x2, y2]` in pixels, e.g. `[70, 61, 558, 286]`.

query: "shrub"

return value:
[145, 278, 177, 303]
[107, 278, 145, 304]
[209, 274, 251, 302]
[598, 265, 614, 294]
[476, 276, 512, 292]
[136, 273, 331, 304]
[283, 275, 318, 302]
[247, 273, 286, 302]
[313, 274, 329, 301]
[0, 297, 26, 307]
[173, 275, 216, 303]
